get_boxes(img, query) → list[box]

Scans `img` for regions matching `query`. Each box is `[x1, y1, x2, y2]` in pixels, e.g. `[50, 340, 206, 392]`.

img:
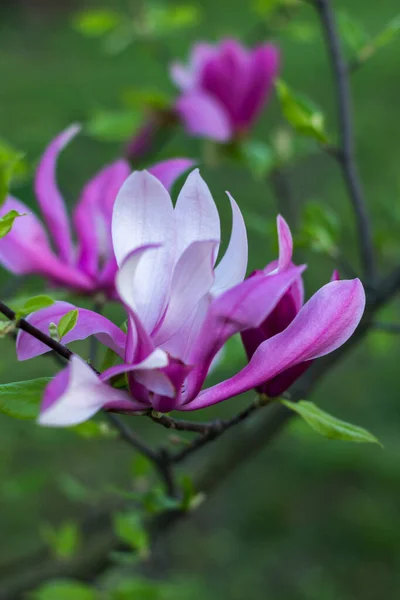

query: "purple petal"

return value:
[186, 279, 365, 410]
[184, 266, 305, 401]
[200, 39, 251, 129]
[175, 91, 232, 142]
[38, 356, 136, 427]
[74, 160, 130, 278]
[112, 170, 175, 267]
[154, 239, 217, 346]
[170, 43, 215, 91]
[237, 44, 279, 129]
[17, 301, 126, 360]
[174, 169, 220, 259]
[212, 192, 248, 295]
[0, 196, 54, 274]
[149, 158, 195, 191]
[34, 125, 79, 263]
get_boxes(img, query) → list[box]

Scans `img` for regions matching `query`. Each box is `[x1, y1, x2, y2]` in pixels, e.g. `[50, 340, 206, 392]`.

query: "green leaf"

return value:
[57, 474, 91, 504]
[296, 201, 339, 255]
[70, 420, 117, 439]
[31, 580, 95, 600]
[41, 521, 81, 559]
[0, 140, 29, 205]
[17, 294, 55, 318]
[372, 14, 400, 49]
[0, 378, 51, 419]
[241, 140, 275, 179]
[0, 320, 16, 338]
[111, 577, 161, 599]
[57, 309, 79, 340]
[72, 8, 122, 37]
[281, 400, 382, 446]
[121, 87, 171, 111]
[141, 4, 201, 37]
[276, 80, 328, 143]
[252, 0, 299, 18]
[0, 210, 25, 237]
[100, 346, 119, 372]
[113, 511, 149, 557]
[86, 109, 142, 142]
[338, 12, 370, 53]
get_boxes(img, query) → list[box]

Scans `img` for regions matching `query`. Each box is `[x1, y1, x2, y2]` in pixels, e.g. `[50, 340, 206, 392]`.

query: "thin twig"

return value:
[171, 396, 270, 463]
[0, 301, 73, 360]
[315, 0, 376, 282]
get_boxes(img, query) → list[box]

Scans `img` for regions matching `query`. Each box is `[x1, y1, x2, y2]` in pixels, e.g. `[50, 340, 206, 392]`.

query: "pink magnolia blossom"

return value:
[16, 171, 365, 426]
[171, 40, 280, 142]
[0, 126, 193, 296]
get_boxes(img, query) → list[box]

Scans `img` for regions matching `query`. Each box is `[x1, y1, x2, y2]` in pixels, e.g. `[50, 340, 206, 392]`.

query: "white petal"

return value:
[174, 169, 220, 259]
[154, 240, 216, 345]
[212, 192, 248, 296]
[116, 244, 173, 333]
[112, 170, 176, 266]
[38, 357, 128, 427]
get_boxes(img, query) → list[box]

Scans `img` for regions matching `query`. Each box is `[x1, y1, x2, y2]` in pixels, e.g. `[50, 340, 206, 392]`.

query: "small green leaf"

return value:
[121, 87, 171, 111]
[41, 521, 81, 560]
[338, 12, 370, 53]
[252, 0, 299, 18]
[374, 14, 400, 47]
[17, 294, 55, 318]
[0, 210, 25, 237]
[57, 474, 91, 504]
[70, 420, 117, 439]
[72, 8, 122, 37]
[113, 511, 149, 558]
[86, 109, 142, 142]
[241, 140, 275, 179]
[31, 579, 95, 600]
[281, 400, 382, 446]
[296, 201, 339, 255]
[0, 320, 16, 338]
[0, 378, 51, 419]
[57, 309, 79, 341]
[0, 140, 28, 205]
[141, 4, 201, 37]
[276, 80, 328, 143]
[100, 346, 119, 372]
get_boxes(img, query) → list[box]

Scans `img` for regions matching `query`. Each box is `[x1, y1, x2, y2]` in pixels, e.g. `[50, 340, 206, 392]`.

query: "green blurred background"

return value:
[1, 0, 400, 598]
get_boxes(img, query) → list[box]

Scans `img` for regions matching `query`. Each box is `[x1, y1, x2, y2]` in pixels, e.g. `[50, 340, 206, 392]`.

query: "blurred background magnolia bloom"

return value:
[171, 39, 280, 142]
[0, 126, 193, 297]
[125, 39, 279, 162]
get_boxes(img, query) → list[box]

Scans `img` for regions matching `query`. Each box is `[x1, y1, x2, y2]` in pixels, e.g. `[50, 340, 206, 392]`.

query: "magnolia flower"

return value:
[171, 39, 280, 142]
[16, 170, 365, 426]
[0, 126, 193, 296]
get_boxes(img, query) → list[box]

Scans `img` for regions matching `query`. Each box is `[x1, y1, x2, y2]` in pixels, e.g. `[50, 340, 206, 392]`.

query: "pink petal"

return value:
[74, 160, 130, 278]
[212, 192, 248, 296]
[38, 356, 136, 427]
[170, 61, 195, 91]
[184, 265, 305, 401]
[34, 125, 80, 263]
[175, 91, 232, 142]
[112, 170, 175, 267]
[17, 301, 126, 360]
[154, 240, 217, 346]
[116, 244, 172, 334]
[0, 196, 54, 274]
[148, 158, 195, 191]
[186, 279, 365, 410]
[237, 44, 279, 129]
[174, 169, 221, 259]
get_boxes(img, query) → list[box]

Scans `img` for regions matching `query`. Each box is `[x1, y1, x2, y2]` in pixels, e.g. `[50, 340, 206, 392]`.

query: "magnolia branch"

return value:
[314, 0, 376, 282]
